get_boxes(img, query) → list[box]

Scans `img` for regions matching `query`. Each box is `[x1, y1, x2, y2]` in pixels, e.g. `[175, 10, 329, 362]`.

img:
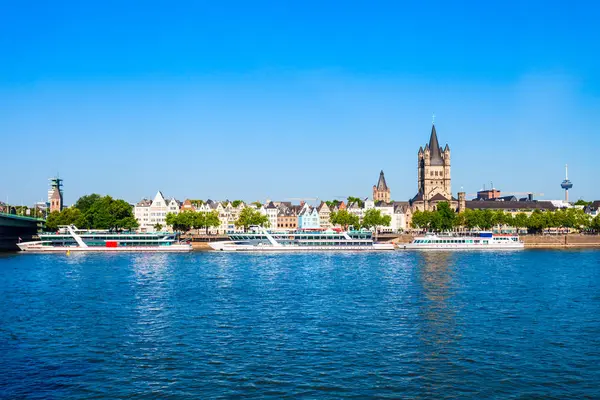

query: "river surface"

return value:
[1, 250, 600, 399]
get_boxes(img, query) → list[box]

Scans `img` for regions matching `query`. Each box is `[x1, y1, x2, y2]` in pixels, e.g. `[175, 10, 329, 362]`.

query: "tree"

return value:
[235, 207, 269, 231]
[347, 196, 365, 208]
[410, 210, 429, 230]
[591, 216, 600, 232]
[330, 209, 360, 231]
[231, 200, 243, 208]
[513, 213, 529, 231]
[325, 200, 341, 209]
[436, 202, 455, 231]
[527, 210, 548, 234]
[361, 209, 391, 230]
[204, 211, 221, 233]
[154, 223, 163, 231]
[165, 212, 178, 231]
[74, 194, 102, 214]
[45, 207, 85, 231]
[574, 199, 591, 206]
[251, 201, 262, 208]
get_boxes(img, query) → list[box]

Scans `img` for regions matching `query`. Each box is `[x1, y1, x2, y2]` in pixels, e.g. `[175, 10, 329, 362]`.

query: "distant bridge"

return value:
[0, 213, 45, 251]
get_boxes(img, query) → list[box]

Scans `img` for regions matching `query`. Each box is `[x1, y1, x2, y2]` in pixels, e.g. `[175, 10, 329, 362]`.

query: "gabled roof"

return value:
[136, 199, 151, 207]
[266, 201, 277, 209]
[430, 193, 451, 202]
[428, 124, 444, 166]
[375, 170, 389, 191]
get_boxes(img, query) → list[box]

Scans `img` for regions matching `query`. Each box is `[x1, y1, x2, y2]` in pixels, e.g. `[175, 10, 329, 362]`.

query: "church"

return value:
[409, 123, 460, 212]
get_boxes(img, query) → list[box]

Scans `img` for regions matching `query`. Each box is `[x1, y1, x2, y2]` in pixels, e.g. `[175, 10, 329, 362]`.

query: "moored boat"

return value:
[209, 226, 395, 252]
[400, 232, 524, 250]
[17, 225, 192, 253]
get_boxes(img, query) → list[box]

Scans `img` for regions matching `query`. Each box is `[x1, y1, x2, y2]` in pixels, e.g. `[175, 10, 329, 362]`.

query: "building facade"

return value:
[298, 204, 320, 229]
[134, 191, 180, 232]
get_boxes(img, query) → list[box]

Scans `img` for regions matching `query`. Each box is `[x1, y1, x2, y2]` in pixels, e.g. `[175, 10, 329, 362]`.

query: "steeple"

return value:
[428, 124, 444, 166]
[376, 170, 389, 191]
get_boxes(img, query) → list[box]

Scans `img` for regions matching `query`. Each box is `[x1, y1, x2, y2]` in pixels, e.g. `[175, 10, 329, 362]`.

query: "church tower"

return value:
[416, 123, 452, 203]
[373, 170, 391, 203]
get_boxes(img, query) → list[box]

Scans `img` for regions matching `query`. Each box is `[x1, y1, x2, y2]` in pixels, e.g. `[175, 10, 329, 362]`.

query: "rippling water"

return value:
[1, 250, 600, 398]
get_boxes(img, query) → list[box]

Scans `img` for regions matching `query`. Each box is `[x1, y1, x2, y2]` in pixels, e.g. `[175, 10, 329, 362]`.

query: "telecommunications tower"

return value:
[560, 164, 573, 203]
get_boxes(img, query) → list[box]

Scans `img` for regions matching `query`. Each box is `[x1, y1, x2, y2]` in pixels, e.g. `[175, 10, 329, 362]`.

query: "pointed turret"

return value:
[376, 170, 389, 191]
[418, 146, 424, 154]
[428, 124, 444, 165]
[444, 143, 450, 152]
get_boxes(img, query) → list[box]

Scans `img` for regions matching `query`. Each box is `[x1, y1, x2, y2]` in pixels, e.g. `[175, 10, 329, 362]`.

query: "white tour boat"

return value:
[209, 227, 395, 252]
[400, 232, 524, 250]
[17, 225, 193, 253]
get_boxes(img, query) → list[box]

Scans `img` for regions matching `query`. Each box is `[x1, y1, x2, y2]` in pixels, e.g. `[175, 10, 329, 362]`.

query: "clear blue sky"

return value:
[1, 0, 599, 205]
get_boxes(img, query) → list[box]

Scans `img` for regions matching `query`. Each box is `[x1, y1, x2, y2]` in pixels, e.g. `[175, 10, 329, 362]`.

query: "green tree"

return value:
[591, 215, 600, 232]
[410, 210, 429, 230]
[574, 199, 591, 206]
[154, 223, 163, 231]
[204, 210, 221, 233]
[347, 196, 365, 208]
[45, 207, 85, 231]
[231, 200, 243, 208]
[527, 210, 548, 234]
[74, 194, 102, 214]
[330, 209, 360, 231]
[235, 207, 269, 231]
[165, 212, 178, 231]
[325, 200, 341, 209]
[513, 213, 529, 232]
[361, 209, 391, 230]
[436, 202, 455, 231]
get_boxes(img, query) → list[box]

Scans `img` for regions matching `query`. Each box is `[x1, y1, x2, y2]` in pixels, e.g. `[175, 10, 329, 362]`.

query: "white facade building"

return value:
[134, 191, 180, 232]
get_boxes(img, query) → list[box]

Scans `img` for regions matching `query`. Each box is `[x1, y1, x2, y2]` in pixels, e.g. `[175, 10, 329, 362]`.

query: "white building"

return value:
[134, 191, 180, 232]
[265, 201, 278, 229]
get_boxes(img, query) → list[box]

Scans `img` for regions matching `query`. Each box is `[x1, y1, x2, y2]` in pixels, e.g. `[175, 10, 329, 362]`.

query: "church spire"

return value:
[428, 124, 444, 165]
[376, 170, 389, 191]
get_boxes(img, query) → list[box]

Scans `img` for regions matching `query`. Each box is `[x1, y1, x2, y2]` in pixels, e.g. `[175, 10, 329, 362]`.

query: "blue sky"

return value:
[1, 0, 599, 205]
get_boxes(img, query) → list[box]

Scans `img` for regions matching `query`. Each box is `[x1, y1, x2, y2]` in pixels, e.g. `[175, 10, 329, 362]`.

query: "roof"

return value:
[375, 170, 389, 191]
[427, 124, 444, 166]
[591, 200, 600, 210]
[374, 200, 393, 207]
[50, 189, 62, 200]
[136, 199, 152, 207]
[265, 201, 277, 209]
[410, 192, 424, 203]
[466, 200, 557, 211]
[430, 193, 451, 202]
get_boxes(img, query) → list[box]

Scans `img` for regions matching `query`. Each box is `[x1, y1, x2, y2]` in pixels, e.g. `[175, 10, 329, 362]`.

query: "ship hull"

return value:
[209, 241, 395, 252]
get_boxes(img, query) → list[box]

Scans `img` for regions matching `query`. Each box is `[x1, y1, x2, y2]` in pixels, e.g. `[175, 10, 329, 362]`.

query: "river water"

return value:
[1, 250, 599, 399]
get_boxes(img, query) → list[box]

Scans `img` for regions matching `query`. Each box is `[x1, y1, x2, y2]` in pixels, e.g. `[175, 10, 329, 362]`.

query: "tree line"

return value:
[45, 194, 138, 231]
[411, 202, 600, 233]
[165, 207, 270, 233]
[329, 209, 391, 231]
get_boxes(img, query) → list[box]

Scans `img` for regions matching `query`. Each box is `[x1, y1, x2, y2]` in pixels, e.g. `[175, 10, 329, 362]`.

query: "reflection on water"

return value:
[415, 252, 464, 395]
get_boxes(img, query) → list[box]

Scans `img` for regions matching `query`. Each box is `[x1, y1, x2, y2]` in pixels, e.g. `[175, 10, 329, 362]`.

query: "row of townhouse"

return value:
[134, 191, 410, 233]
